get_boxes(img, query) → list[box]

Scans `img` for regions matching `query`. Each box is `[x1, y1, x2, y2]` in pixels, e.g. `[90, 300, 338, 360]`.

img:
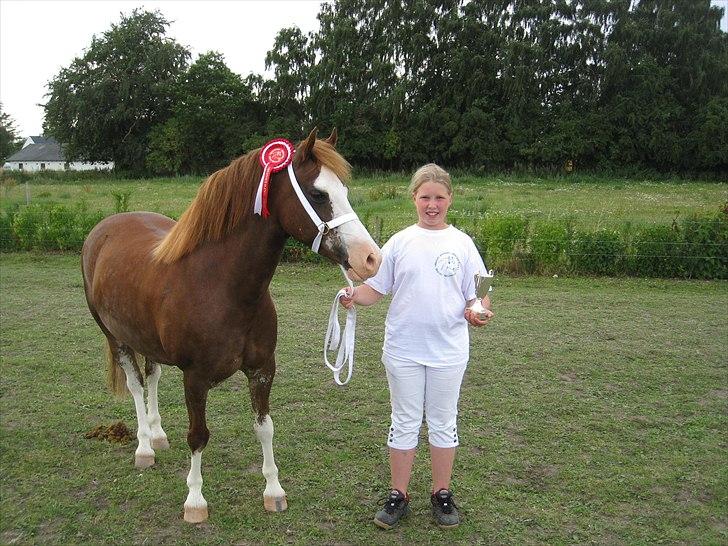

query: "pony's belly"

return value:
[99, 311, 168, 361]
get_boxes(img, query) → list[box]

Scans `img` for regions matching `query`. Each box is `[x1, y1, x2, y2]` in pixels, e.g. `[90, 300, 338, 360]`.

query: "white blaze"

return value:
[313, 166, 378, 255]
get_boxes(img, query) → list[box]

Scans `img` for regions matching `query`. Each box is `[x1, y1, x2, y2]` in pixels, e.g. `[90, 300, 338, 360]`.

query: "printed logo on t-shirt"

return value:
[434, 252, 461, 276]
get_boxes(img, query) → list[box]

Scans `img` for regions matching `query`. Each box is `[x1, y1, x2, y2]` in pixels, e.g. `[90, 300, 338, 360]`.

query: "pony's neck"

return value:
[211, 218, 289, 299]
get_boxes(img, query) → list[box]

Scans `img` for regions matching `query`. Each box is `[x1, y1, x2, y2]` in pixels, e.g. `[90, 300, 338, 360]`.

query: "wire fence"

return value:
[3, 205, 725, 278]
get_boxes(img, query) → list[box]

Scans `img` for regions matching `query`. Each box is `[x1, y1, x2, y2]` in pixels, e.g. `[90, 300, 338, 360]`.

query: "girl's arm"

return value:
[339, 284, 384, 309]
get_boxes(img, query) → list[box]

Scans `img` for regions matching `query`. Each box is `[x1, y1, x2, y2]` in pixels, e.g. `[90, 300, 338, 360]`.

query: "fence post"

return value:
[25, 181, 30, 204]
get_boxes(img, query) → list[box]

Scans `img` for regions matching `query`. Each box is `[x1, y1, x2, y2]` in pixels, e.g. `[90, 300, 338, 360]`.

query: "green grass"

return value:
[1, 253, 726, 544]
[2, 174, 726, 231]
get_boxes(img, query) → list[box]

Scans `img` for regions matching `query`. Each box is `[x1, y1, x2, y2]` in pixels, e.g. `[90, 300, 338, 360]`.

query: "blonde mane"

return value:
[153, 139, 351, 263]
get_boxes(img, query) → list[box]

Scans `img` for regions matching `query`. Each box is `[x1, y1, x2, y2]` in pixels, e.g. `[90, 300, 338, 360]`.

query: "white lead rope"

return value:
[324, 266, 357, 385]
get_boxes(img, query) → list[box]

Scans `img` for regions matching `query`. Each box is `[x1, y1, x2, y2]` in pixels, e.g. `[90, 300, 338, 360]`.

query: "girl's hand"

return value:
[464, 307, 493, 327]
[339, 286, 355, 309]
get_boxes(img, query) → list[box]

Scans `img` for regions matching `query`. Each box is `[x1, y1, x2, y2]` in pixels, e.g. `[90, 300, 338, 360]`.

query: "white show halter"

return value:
[285, 164, 358, 253]
[324, 266, 357, 385]
[283, 163, 360, 385]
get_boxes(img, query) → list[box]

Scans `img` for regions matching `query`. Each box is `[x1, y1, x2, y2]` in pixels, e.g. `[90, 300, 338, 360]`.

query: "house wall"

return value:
[2, 161, 114, 172]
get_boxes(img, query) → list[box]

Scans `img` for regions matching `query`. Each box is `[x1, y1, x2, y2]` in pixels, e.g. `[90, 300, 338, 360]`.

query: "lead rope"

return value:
[324, 265, 357, 385]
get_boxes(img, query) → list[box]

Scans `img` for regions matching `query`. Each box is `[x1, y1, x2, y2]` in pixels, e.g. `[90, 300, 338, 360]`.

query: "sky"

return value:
[0, 0, 326, 137]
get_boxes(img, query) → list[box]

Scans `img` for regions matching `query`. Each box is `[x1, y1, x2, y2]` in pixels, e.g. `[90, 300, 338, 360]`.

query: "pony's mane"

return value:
[153, 140, 351, 263]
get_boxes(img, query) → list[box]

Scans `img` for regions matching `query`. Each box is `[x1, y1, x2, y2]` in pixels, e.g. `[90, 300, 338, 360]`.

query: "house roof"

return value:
[29, 136, 53, 144]
[6, 140, 64, 162]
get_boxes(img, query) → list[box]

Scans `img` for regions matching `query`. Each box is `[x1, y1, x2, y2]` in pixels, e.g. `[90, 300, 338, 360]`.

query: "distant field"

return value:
[1, 173, 726, 232]
[1, 254, 726, 544]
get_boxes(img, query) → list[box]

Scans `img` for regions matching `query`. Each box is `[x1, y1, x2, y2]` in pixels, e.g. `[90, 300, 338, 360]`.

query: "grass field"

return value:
[1, 253, 726, 544]
[2, 174, 726, 233]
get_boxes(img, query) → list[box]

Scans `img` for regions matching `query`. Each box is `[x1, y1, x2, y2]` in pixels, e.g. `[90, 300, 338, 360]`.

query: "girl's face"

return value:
[413, 181, 452, 230]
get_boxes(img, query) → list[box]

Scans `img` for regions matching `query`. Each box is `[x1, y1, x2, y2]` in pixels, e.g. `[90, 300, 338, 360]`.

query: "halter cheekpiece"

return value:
[254, 138, 359, 254]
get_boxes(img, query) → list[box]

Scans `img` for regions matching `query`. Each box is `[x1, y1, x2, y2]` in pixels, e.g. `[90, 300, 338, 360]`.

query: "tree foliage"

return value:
[147, 52, 265, 174]
[43, 9, 190, 173]
[0, 104, 23, 164]
[42, 2, 728, 175]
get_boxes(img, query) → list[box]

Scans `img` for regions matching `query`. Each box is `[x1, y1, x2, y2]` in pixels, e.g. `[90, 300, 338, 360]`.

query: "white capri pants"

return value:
[383, 356, 467, 450]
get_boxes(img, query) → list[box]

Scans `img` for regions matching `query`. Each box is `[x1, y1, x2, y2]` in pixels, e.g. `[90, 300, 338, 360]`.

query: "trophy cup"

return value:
[468, 270, 494, 320]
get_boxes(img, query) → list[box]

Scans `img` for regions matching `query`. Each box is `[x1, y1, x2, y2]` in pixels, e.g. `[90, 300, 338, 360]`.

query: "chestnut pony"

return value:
[81, 129, 381, 523]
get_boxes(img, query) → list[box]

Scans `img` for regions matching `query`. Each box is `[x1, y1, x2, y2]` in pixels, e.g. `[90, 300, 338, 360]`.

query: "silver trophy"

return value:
[468, 270, 494, 320]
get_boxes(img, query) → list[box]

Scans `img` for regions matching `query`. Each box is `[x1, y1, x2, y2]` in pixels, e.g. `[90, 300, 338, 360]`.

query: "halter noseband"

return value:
[285, 163, 358, 254]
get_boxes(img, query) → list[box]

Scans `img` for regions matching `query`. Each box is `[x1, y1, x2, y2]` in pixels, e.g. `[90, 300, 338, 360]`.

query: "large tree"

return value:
[43, 9, 190, 172]
[0, 104, 23, 164]
[146, 51, 266, 175]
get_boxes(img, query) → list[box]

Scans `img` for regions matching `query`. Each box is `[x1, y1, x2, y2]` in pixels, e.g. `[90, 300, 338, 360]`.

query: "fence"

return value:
[1, 202, 726, 279]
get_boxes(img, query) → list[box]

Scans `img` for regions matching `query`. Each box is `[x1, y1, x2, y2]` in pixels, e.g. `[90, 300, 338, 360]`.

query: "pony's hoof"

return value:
[184, 505, 209, 523]
[134, 454, 155, 469]
[264, 495, 288, 512]
[152, 437, 170, 450]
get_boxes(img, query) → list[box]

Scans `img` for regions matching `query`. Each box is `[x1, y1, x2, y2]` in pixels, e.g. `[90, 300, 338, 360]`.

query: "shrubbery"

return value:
[1, 203, 726, 279]
[475, 211, 727, 279]
[2, 202, 103, 251]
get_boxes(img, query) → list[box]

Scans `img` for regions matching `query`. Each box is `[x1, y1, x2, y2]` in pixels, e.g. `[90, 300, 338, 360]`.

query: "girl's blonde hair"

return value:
[408, 163, 452, 195]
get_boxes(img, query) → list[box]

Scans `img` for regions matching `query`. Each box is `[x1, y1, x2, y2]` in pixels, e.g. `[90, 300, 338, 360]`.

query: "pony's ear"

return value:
[299, 127, 318, 162]
[325, 127, 338, 147]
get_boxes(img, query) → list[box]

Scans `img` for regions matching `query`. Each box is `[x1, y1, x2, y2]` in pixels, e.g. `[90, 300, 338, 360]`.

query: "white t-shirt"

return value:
[365, 224, 487, 367]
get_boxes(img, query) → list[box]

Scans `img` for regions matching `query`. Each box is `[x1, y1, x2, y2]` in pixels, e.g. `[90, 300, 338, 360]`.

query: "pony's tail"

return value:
[105, 340, 129, 399]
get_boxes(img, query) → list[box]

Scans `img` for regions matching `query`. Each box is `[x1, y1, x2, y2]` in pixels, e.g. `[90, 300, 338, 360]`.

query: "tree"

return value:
[43, 9, 190, 173]
[261, 26, 315, 139]
[600, 0, 728, 171]
[147, 51, 266, 174]
[0, 104, 23, 164]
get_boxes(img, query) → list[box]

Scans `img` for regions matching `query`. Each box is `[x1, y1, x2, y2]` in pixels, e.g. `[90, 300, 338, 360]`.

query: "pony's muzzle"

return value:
[346, 243, 382, 281]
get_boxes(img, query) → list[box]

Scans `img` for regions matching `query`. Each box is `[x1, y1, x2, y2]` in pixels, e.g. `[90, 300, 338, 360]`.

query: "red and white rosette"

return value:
[254, 138, 295, 217]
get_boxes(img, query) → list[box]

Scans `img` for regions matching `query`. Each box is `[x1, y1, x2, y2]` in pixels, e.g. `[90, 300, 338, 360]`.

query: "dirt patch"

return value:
[84, 421, 134, 444]
[698, 388, 728, 408]
[1, 530, 26, 545]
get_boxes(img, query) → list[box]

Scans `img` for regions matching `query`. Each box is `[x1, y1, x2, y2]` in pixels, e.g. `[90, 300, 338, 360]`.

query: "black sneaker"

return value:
[431, 488, 460, 528]
[374, 489, 410, 529]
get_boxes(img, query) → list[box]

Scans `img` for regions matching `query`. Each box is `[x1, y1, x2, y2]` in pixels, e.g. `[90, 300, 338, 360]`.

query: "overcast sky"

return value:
[0, 0, 326, 137]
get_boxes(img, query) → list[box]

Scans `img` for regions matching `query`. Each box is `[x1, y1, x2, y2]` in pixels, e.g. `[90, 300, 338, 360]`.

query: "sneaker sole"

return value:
[437, 521, 460, 529]
[373, 517, 395, 530]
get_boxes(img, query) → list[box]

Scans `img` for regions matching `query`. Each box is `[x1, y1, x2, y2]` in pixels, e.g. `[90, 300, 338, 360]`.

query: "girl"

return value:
[340, 163, 493, 529]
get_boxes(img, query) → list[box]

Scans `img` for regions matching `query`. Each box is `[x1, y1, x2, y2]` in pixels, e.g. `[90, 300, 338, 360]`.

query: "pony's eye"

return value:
[309, 190, 328, 203]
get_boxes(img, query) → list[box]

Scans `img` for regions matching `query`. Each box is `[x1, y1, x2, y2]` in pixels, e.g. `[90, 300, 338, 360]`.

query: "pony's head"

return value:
[153, 128, 381, 281]
[268, 128, 381, 281]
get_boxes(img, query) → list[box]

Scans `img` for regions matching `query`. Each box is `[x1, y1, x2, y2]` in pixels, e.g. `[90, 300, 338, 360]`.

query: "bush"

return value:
[479, 215, 529, 270]
[529, 219, 572, 273]
[626, 224, 683, 277]
[281, 239, 323, 263]
[680, 213, 728, 279]
[570, 229, 626, 276]
[10, 203, 104, 251]
[0, 208, 18, 251]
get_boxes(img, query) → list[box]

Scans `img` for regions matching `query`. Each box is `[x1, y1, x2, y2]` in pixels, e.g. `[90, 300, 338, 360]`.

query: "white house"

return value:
[3, 136, 114, 172]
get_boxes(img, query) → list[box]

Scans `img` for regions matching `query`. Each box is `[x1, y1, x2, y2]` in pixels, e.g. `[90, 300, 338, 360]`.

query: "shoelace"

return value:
[433, 490, 458, 514]
[378, 491, 407, 513]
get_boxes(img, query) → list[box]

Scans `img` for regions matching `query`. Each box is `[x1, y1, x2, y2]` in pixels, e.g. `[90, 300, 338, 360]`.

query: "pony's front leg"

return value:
[118, 350, 155, 468]
[145, 361, 169, 449]
[183, 371, 210, 523]
[254, 414, 288, 512]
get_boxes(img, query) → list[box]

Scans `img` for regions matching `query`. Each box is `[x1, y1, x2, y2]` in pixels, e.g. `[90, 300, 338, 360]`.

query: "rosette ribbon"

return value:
[254, 138, 295, 217]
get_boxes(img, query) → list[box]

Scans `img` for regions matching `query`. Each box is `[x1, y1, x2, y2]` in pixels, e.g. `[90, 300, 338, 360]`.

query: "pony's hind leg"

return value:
[247, 368, 287, 512]
[145, 359, 169, 450]
[109, 341, 156, 468]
